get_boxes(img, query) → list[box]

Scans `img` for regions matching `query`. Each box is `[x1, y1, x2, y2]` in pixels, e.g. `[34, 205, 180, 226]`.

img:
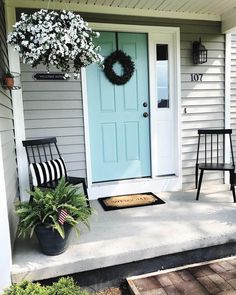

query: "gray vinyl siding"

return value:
[20, 12, 225, 189]
[21, 65, 86, 177]
[181, 33, 225, 189]
[231, 34, 236, 159]
[0, 0, 19, 245]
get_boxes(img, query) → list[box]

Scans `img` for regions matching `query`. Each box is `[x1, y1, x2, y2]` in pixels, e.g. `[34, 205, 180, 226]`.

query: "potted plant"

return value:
[7, 9, 103, 79]
[3, 71, 14, 89]
[15, 177, 92, 255]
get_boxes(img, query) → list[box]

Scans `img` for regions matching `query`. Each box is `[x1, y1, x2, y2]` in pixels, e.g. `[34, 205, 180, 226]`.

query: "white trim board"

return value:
[5, 4, 30, 201]
[224, 33, 231, 184]
[81, 67, 92, 188]
[0, 134, 12, 292]
[82, 24, 182, 199]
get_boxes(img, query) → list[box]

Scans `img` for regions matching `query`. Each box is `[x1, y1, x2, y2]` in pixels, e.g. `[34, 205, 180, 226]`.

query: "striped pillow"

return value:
[29, 158, 67, 187]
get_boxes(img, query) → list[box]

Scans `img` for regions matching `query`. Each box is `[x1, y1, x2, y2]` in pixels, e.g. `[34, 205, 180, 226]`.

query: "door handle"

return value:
[143, 112, 149, 118]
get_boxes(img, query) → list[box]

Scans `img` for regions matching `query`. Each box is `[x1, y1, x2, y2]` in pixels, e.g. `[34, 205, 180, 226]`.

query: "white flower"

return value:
[21, 40, 29, 46]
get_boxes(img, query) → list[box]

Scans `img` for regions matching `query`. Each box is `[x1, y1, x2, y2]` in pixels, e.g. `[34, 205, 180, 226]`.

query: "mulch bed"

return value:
[95, 282, 131, 295]
[39, 277, 131, 295]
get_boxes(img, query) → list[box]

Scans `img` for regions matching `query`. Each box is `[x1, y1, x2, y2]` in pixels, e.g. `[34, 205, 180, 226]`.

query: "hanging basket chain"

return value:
[47, 0, 51, 10]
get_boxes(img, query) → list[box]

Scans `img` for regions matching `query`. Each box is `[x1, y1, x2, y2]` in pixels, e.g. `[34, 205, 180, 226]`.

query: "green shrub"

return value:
[3, 277, 91, 295]
[48, 277, 90, 295]
[2, 280, 48, 295]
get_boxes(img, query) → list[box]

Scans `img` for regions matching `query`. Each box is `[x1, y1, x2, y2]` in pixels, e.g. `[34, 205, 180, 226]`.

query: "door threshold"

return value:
[92, 177, 153, 186]
[88, 176, 182, 200]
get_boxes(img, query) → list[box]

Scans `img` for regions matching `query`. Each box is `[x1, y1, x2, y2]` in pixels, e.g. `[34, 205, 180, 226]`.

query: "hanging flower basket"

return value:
[7, 9, 103, 79]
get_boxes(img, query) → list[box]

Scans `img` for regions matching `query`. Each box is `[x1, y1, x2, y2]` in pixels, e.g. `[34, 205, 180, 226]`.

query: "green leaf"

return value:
[74, 226, 80, 239]
[53, 222, 65, 239]
[42, 211, 56, 223]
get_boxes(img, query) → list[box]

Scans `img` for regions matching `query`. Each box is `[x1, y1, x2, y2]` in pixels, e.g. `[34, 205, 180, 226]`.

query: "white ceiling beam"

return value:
[6, 0, 220, 21]
[222, 8, 236, 33]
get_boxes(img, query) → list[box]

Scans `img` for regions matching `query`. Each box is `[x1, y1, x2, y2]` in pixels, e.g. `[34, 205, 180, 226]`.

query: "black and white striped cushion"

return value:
[29, 158, 67, 187]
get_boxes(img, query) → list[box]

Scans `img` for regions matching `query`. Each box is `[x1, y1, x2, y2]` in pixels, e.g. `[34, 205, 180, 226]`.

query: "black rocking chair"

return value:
[22, 137, 90, 207]
[195, 128, 236, 202]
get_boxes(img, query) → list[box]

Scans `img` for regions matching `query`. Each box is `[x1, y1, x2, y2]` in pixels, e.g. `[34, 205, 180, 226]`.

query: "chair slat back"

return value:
[22, 137, 62, 164]
[196, 129, 234, 165]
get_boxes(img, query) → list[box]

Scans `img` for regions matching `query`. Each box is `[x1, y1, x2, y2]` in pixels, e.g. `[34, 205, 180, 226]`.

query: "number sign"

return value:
[191, 73, 203, 82]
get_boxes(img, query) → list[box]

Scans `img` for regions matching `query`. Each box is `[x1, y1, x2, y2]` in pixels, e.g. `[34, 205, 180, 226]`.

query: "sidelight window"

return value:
[156, 44, 169, 108]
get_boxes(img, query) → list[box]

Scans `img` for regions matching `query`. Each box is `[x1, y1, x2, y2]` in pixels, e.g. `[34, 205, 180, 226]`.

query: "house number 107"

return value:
[191, 73, 203, 82]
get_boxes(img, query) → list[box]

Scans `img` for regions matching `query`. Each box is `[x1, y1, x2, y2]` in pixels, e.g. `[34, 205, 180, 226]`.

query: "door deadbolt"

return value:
[143, 102, 148, 107]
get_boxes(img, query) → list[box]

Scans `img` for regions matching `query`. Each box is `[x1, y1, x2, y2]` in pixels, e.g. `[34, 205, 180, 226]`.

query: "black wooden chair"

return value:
[195, 128, 236, 202]
[22, 137, 90, 207]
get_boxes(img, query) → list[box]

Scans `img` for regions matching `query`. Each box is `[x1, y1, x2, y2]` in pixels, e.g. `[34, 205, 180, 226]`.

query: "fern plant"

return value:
[16, 177, 92, 239]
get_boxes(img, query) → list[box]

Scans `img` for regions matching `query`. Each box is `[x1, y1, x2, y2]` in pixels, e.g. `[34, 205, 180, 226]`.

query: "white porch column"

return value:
[0, 134, 12, 292]
[225, 33, 231, 184]
[5, 3, 30, 201]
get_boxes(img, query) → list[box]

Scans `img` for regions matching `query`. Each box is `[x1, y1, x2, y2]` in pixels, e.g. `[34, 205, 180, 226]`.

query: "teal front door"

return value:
[87, 32, 150, 182]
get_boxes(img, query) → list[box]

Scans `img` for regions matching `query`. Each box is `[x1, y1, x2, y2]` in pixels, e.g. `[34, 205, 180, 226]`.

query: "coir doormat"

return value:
[98, 192, 165, 211]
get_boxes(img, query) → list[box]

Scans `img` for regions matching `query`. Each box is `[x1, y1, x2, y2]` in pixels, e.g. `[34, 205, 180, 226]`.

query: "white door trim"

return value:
[81, 67, 93, 188]
[82, 23, 182, 199]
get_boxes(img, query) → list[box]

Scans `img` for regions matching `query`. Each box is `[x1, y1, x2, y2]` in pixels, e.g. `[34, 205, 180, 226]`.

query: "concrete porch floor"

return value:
[11, 184, 236, 285]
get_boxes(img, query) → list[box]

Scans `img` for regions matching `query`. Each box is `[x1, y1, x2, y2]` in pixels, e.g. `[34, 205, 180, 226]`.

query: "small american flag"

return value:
[58, 209, 68, 225]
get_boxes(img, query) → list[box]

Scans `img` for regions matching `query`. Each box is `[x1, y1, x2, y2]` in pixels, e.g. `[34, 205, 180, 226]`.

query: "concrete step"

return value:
[40, 242, 236, 291]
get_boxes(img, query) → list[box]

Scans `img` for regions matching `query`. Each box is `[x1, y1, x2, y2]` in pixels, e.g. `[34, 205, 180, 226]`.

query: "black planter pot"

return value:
[35, 224, 72, 256]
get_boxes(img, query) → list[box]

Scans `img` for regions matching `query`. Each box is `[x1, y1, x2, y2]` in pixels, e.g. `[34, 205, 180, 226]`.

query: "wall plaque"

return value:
[33, 73, 68, 80]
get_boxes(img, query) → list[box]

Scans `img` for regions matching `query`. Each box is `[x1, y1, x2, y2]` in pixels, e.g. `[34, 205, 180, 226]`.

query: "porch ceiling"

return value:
[5, 0, 236, 33]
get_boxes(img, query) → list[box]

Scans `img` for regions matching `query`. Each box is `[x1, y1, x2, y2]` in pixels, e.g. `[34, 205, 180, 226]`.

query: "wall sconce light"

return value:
[192, 38, 207, 64]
